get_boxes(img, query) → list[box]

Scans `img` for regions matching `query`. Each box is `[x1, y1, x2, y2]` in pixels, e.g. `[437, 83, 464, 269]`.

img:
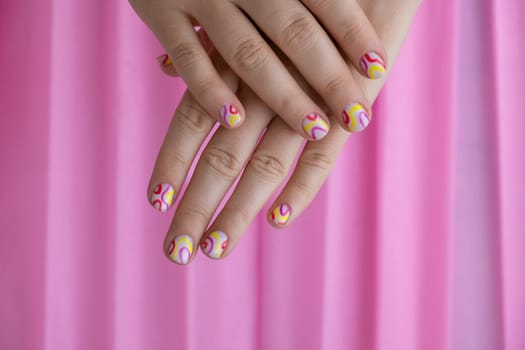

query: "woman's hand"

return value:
[129, 0, 388, 140]
[146, 0, 422, 264]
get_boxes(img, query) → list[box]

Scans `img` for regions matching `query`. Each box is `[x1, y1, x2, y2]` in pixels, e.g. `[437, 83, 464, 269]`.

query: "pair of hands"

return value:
[131, 0, 389, 139]
[130, 0, 421, 264]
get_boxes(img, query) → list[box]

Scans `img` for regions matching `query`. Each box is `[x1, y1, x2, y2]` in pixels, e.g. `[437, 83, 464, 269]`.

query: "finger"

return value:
[301, 0, 388, 79]
[232, 0, 374, 134]
[162, 86, 275, 264]
[147, 91, 214, 212]
[157, 29, 215, 78]
[201, 117, 304, 259]
[148, 55, 240, 212]
[193, 3, 332, 141]
[144, 10, 245, 128]
[267, 123, 349, 228]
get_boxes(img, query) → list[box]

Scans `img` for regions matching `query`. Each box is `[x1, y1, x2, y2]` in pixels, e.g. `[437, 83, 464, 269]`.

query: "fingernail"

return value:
[302, 113, 329, 140]
[156, 54, 172, 66]
[167, 235, 193, 265]
[220, 103, 242, 128]
[271, 204, 291, 226]
[150, 183, 175, 212]
[342, 102, 371, 133]
[200, 231, 229, 259]
[360, 52, 386, 79]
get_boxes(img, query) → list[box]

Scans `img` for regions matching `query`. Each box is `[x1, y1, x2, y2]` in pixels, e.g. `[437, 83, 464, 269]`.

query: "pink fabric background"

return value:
[1, 0, 524, 349]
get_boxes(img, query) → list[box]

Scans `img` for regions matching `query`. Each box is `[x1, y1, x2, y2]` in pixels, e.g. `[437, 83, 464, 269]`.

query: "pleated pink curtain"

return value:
[1, 0, 524, 349]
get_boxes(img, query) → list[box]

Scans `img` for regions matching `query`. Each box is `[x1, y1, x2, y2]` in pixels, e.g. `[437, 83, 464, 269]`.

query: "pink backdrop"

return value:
[1, 0, 524, 349]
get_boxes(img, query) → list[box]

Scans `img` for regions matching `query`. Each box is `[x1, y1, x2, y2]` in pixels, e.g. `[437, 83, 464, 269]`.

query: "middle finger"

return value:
[163, 86, 274, 265]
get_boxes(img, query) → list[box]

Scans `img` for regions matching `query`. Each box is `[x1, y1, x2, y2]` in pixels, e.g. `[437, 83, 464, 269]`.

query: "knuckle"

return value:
[248, 152, 287, 182]
[223, 204, 252, 227]
[342, 21, 366, 45]
[174, 97, 211, 133]
[290, 179, 316, 202]
[168, 42, 204, 70]
[299, 150, 334, 174]
[231, 37, 269, 72]
[202, 146, 242, 179]
[178, 202, 209, 222]
[322, 75, 348, 96]
[193, 77, 219, 100]
[162, 149, 187, 169]
[304, 0, 337, 11]
[280, 14, 318, 54]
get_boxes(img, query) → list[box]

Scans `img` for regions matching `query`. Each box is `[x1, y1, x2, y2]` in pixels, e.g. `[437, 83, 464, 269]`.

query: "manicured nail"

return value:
[220, 103, 242, 128]
[271, 204, 291, 226]
[150, 183, 175, 212]
[342, 102, 371, 133]
[360, 52, 386, 79]
[200, 231, 229, 259]
[302, 113, 329, 140]
[156, 54, 172, 66]
[167, 235, 193, 265]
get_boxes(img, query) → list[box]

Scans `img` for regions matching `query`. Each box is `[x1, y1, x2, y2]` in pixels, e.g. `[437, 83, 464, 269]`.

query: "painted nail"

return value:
[156, 54, 172, 66]
[271, 204, 291, 226]
[342, 102, 371, 133]
[220, 103, 242, 128]
[360, 52, 386, 79]
[150, 183, 175, 212]
[201, 231, 229, 259]
[302, 113, 329, 140]
[167, 235, 193, 265]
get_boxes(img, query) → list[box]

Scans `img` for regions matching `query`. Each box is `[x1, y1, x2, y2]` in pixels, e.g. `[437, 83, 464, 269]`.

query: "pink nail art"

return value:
[201, 231, 229, 259]
[220, 103, 242, 128]
[302, 113, 329, 140]
[342, 102, 371, 132]
[150, 183, 175, 212]
[167, 235, 193, 265]
[360, 52, 386, 79]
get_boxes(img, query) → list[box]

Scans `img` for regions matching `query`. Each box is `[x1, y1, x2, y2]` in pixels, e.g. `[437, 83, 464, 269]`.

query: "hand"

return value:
[147, 0, 422, 264]
[129, 0, 388, 139]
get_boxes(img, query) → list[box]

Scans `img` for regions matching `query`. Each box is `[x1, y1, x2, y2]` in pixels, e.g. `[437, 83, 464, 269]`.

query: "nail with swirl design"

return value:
[156, 54, 172, 66]
[167, 235, 193, 265]
[360, 52, 386, 79]
[201, 231, 229, 259]
[220, 103, 242, 128]
[342, 102, 371, 133]
[150, 183, 175, 212]
[271, 204, 291, 226]
[302, 113, 329, 140]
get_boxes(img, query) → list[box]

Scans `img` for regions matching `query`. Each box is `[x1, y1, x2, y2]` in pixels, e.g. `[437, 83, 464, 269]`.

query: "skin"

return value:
[146, 0, 423, 264]
[129, 0, 388, 139]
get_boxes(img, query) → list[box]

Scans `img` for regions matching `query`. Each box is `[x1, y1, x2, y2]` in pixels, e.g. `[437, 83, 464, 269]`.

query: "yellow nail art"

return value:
[167, 235, 193, 264]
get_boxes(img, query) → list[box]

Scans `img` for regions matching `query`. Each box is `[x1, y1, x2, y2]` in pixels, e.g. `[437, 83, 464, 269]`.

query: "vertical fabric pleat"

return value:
[0, 1, 51, 349]
[493, 1, 525, 350]
[44, 0, 119, 349]
[1, 0, 525, 349]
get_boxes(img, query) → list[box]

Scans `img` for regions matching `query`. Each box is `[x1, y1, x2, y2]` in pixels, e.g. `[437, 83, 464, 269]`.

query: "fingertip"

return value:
[165, 234, 195, 265]
[268, 203, 292, 228]
[340, 102, 372, 133]
[200, 230, 229, 259]
[219, 103, 244, 129]
[301, 112, 330, 141]
[149, 183, 176, 213]
[359, 51, 387, 80]
[157, 53, 180, 77]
